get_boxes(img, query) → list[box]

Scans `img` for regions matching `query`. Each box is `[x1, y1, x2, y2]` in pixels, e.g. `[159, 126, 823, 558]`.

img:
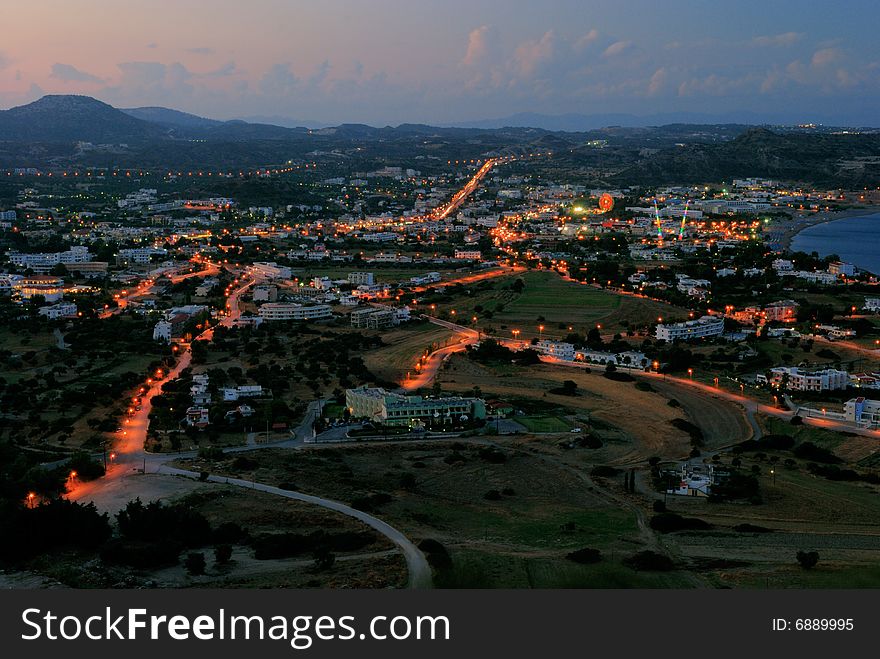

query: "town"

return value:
[3, 98, 880, 591]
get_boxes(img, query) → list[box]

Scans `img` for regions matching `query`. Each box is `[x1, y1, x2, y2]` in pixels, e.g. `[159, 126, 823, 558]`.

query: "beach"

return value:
[774, 206, 880, 251]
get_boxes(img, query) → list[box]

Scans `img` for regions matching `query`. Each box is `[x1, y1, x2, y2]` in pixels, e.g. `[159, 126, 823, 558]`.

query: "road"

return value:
[432, 158, 500, 220]
[401, 316, 480, 392]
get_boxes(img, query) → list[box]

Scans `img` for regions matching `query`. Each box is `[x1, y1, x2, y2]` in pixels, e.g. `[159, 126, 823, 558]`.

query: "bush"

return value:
[198, 446, 224, 460]
[590, 465, 621, 478]
[214, 544, 233, 564]
[100, 539, 183, 568]
[418, 539, 452, 569]
[230, 456, 258, 471]
[184, 552, 206, 575]
[652, 500, 666, 513]
[566, 547, 602, 564]
[793, 442, 840, 464]
[790, 415, 804, 426]
[350, 492, 392, 512]
[796, 550, 819, 570]
[477, 447, 507, 463]
[484, 489, 502, 500]
[65, 452, 105, 482]
[623, 550, 674, 571]
[579, 434, 603, 449]
[635, 381, 654, 392]
[649, 512, 712, 533]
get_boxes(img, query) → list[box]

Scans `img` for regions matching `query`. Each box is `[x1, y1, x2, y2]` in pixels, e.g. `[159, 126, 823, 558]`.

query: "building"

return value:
[7, 246, 93, 273]
[348, 272, 375, 286]
[767, 367, 849, 392]
[828, 261, 856, 277]
[844, 397, 880, 428]
[252, 284, 278, 302]
[345, 386, 486, 428]
[864, 298, 880, 313]
[13, 275, 65, 302]
[655, 315, 725, 342]
[117, 247, 167, 266]
[185, 406, 210, 428]
[221, 385, 264, 402]
[248, 262, 292, 280]
[257, 302, 332, 321]
[350, 307, 397, 329]
[535, 340, 576, 361]
[763, 300, 798, 323]
[454, 249, 482, 260]
[153, 320, 173, 342]
[37, 302, 78, 319]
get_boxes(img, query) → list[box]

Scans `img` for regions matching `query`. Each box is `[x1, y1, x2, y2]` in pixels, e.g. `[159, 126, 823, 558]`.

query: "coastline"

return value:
[777, 206, 880, 251]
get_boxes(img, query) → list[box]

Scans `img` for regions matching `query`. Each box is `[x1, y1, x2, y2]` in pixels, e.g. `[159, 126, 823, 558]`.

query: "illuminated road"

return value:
[402, 317, 480, 392]
[432, 158, 500, 219]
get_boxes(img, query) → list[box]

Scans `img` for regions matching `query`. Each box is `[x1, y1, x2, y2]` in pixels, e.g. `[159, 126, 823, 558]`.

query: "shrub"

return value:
[566, 547, 602, 564]
[649, 512, 712, 533]
[652, 500, 666, 513]
[184, 552, 206, 575]
[733, 523, 773, 533]
[623, 550, 674, 571]
[590, 465, 621, 478]
[483, 489, 502, 500]
[214, 544, 233, 564]
[418, 539, 452, 569]
[796, 550, 819, 570]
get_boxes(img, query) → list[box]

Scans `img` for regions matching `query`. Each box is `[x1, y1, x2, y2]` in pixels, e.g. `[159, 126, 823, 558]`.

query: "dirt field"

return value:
[440, 355, 694, 461]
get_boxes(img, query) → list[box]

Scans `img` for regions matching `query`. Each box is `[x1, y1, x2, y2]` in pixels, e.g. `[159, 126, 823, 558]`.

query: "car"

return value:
[570, 427, 583, 433]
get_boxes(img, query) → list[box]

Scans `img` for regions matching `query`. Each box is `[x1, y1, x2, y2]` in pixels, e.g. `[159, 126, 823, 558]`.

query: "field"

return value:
[431, 270, 686, 338]
[175, 441, 698, 588]
[516, 415, 573, 433]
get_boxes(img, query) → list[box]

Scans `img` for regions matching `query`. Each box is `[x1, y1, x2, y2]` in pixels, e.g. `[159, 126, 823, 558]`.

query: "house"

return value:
[222, 385, 264, 402]
[844, 397, 880, 428]
[535, 340, 576, 361]
[185, 406, 210, 428]
[258, 303, 332, 321]
[346, 386, 486, 428]
[37, 302, 78, 319]
[655, 315, 724, 342]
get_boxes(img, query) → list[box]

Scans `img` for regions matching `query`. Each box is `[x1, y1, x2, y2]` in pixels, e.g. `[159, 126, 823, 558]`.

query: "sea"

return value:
[790, 211, 880, 276]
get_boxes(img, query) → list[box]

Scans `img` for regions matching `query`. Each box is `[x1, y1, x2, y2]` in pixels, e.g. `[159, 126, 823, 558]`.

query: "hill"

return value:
[0, 95, 167, 143]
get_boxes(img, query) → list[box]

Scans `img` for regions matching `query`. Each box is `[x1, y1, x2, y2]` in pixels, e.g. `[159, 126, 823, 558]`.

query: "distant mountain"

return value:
[610, 127, 880, 186]
[237, 114, 328, 130]
[122, 106, 222, 130]
[0, 95, 167, 143]
[447, 111, 824, 132]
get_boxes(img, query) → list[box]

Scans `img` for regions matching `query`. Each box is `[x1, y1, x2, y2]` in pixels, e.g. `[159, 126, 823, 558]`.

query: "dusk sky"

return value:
[2, 0, 879, 126]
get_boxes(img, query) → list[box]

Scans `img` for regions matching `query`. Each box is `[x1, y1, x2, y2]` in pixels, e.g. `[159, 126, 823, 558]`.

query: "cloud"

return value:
[573, 29, 599, 52]
[463, 26, 492, 67]
[204, 61, 238, 78]
[514, 30, 555, 76]
[752, 32, 803, 47]
[0, 51, 10, 70]
[647, 67, 667, 96]
[50, 63, 103, 83]
[812, 47, 841, 67]
[146, 43, 158, 49]
[602, 40, 632, 58]
[259, 62, 298, 96]
[187, 47, 214, 55]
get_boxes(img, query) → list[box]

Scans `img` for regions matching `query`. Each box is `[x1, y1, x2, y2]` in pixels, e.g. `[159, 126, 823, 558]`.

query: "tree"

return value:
[511, 278, 525, 293]
[184, 552, 206, 575]
[796, 550, 819, 570]
[214, 544, 233, 565]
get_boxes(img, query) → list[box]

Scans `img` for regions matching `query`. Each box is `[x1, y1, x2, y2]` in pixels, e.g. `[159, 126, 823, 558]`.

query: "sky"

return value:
[1, 0, 879, 126]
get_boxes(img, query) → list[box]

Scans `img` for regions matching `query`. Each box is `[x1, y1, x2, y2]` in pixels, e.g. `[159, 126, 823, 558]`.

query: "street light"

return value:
[688, 368, 694, 379]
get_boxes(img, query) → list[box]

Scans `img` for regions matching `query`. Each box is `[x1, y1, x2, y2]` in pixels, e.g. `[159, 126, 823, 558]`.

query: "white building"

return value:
[845, 397, 880, 428]
[655, 315, 725, 342]
[153, 320, 173, 342]
[535, 340, 576, 361]
[767, 367, 849, 392]
[864, 298, 880, 312]
[37, 302, 78, 319]
[348, 272, 375, 286]
[454, 249, 482, 260]
[248, 262, 292, 280]
[221, 385, 264, 401]
[258, 303, 332, 321]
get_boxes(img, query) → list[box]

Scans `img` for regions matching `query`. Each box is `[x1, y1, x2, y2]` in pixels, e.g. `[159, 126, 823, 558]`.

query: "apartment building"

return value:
[845, 397, 880, 429]
[535, 340, 576, 361]
[655, 315, 725, 342]
[37, 302, 78, 319]
[345, 386, 486, 428]
[258, 302, 332, 321]
[767, 366, 849, 392]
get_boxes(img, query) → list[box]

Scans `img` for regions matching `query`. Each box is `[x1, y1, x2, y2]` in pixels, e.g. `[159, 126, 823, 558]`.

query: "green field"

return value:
[516, 415, 573, 433]
[433, 270, 685, 338]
